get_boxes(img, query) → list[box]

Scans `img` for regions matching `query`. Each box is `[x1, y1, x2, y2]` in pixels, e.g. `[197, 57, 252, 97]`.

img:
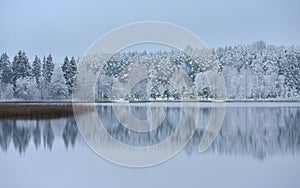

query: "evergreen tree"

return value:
[0, 53, 10, 74]
[1, 65, 13, 84]
[32, 55, 41, 85]
[12, 50, 31, 95]
[61, 56, 77, 95]
[0, 53, 13, 84]
[42, 54, 55, 84]
[41, 54, 55, 99]
[61, 56, 70, 81]
[49, 67, 68, 99]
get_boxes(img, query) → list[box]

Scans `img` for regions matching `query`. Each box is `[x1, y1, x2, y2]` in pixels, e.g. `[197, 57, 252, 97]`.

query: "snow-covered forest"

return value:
[0, 51, 77, 100]
[0, 41, 299, 101]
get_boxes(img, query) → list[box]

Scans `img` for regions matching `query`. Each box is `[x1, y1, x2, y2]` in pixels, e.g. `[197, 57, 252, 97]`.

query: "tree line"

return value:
[0, 50, 77, 100]
[93, 41, 300, 100]
[1, 41, 300, 101]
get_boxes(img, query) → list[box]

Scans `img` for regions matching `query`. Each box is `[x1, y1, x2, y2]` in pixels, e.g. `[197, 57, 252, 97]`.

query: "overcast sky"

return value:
[0, 0, 299, 64]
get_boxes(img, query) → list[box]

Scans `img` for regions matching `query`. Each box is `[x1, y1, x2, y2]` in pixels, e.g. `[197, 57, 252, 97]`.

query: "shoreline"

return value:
[1, 100, 299, 119]
[0, 104, 74, 119]
[0, 99, 300, 104]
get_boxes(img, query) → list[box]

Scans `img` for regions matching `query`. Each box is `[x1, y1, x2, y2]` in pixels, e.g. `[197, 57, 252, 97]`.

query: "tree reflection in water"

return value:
[0, 105, 299, 160]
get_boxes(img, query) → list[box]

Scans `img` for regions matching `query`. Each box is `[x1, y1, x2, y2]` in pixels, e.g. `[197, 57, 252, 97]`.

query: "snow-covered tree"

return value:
[0, 53, 11, 81]
[42, 54, 55, 84]
[41, 54, 55, 99]
[32, 55, 42, 85]
[49, 67, 68, 99]
[12, 50, 31, 95]
[195, 72, 210, 99]
[0, 83, 13, 100]
[0, 53, 14, 100]
[61, 56, 77, 96]
[15, 77, 39, 100]
[1, 63, 13, 85]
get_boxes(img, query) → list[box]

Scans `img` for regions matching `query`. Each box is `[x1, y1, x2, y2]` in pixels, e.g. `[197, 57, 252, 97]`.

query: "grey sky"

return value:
[0, 0, 299, 64]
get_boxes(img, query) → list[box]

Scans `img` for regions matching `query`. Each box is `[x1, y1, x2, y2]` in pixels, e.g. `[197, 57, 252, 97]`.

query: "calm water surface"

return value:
[0, 102, 300, 188]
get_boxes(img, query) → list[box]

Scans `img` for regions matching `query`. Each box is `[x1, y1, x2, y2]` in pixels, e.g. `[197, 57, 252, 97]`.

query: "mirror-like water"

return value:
[0, 103, 300, 188]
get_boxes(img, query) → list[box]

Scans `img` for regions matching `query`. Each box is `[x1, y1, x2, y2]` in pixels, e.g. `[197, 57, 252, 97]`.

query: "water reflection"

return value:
[0, 104, 299, 160]
[0, 118, 79, 153]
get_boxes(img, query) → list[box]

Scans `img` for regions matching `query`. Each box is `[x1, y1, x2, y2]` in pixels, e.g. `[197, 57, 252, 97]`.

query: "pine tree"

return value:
[41, 54, 55, 99]
[69, 56, 77, 94]
[49, 67, 68, 99]
[61, 56, 77, 96]
[0, 53, 13, 84]
[42, 54, 55, 84]
[62, 56, 69, 79]
[12, 50, 31, 95]
[1, 65, 13, 84]
[0, 53, 10, 74]
[32, 55, 41, 85]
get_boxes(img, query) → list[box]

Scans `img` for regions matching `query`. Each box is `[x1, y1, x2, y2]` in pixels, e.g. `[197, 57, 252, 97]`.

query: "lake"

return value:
[0, 102, 300, 188]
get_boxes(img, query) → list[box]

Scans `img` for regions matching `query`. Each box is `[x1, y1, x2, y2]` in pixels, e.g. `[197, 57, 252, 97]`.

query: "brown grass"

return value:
[0, 103, 74, 119]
